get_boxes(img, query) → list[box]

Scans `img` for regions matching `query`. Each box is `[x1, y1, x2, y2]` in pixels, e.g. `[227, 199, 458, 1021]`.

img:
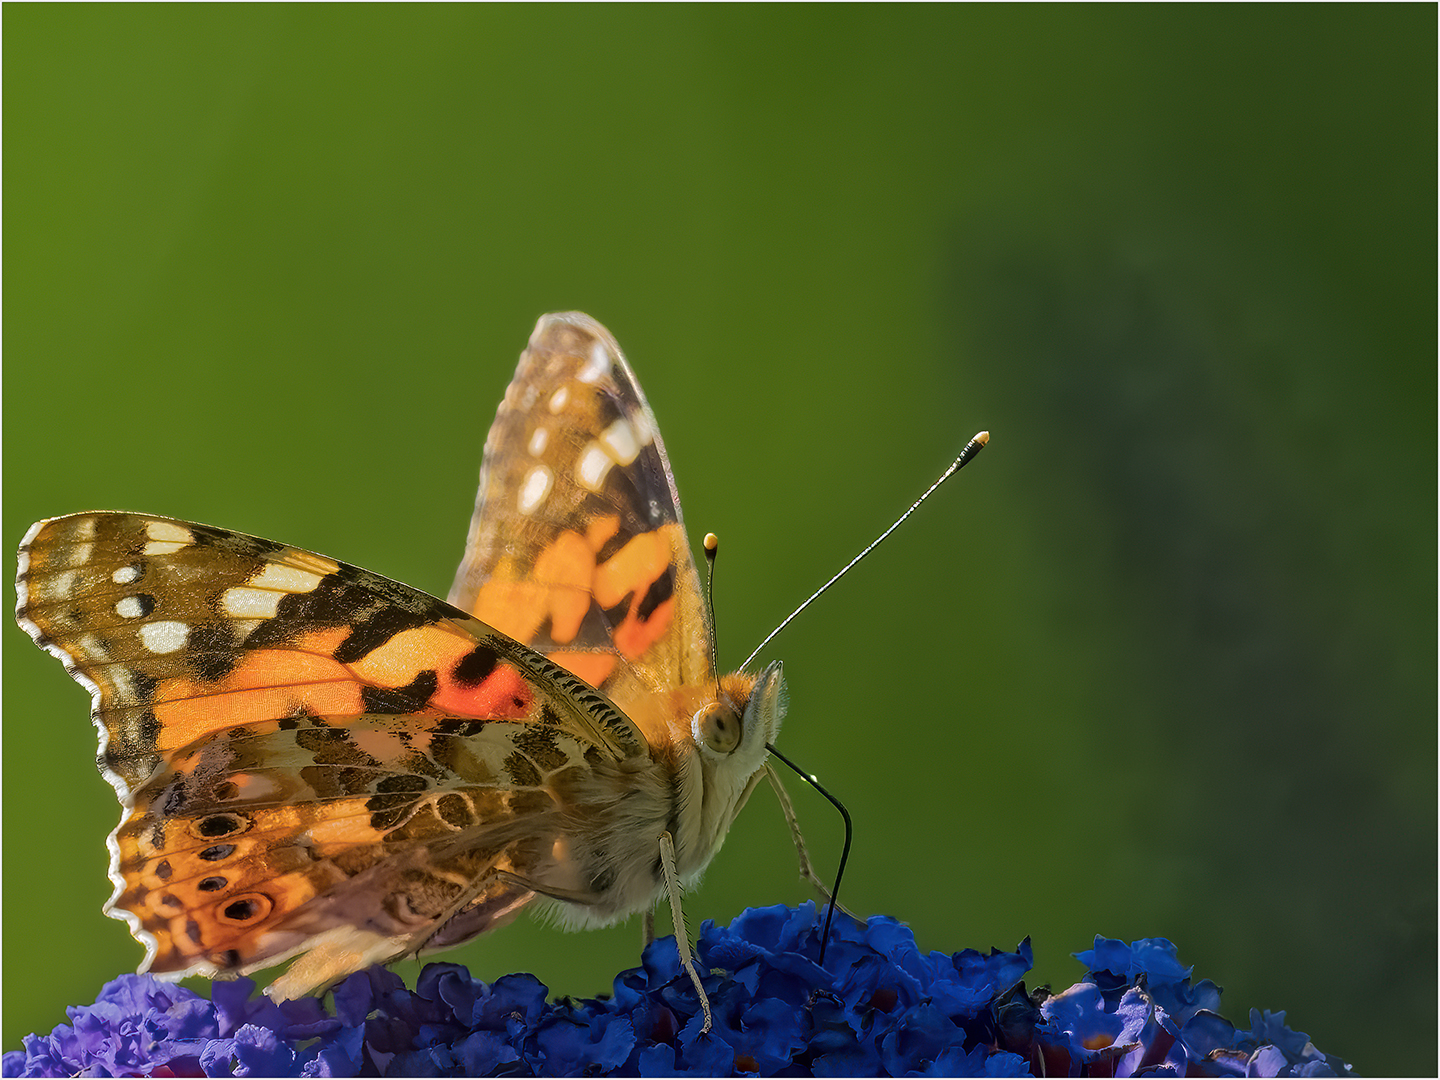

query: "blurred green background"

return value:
[5, 6, 1433, 1075]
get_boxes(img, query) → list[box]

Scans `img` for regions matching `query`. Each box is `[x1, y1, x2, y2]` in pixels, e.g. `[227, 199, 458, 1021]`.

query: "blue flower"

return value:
[2, 907, 1353, 1077]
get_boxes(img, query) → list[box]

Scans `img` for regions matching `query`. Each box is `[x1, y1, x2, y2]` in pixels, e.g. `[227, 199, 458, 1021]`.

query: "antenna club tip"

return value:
[973, 431, 990, 446]
[703, 532, 719, 554]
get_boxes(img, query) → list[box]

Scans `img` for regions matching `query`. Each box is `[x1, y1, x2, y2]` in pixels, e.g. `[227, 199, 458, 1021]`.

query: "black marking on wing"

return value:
[504, 752, 541, 787]
[360, 669, 439, 714]
[511, 727, 569, 772]
[636, 566, 674, 622]
[453, 644, 501, 686]
[595, 530, 630, 566]
[600, 596, 632, 627]
[294, 726, 382, 768]
[187, 621, 241, 682]
[241, 564, 454, 657]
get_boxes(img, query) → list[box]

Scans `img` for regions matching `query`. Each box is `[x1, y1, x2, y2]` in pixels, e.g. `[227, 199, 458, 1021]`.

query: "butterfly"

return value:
[14, 312, 865, 1032]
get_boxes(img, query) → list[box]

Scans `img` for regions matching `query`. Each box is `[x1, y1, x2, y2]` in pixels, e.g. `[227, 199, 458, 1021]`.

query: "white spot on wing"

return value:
[222, 586, 284, 618]
[68, 543, 94, 568]
[519, 464, 554, 514]
[146, 521, 193, 543]
[549, 387, 569, 413]
[47, 570, 81, 601]
[115, 596, 147, 619]
[601, 418, 641, 466]
[143, 521, 194, 556]
[247, 563, 325, 593]
[139, 620, 189, 654]
[76, 633, 109, 660]
[108, 668, 135, 704]
[629, 410, 655, 447]
[577, 444, 613, 492]
[528, 427, 549, 457]
[577, 341, 611, 384]
[113, 566, 142, 585]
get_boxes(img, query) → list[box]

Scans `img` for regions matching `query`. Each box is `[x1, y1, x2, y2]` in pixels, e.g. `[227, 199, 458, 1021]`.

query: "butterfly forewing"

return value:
[16, 511, 647, 987]
[449, 312, 714, 736]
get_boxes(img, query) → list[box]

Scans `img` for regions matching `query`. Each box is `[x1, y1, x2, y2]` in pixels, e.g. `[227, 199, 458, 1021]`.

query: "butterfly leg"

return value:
[642, 908, 656, 948]
[765, 765, 860, 923]
[658, 830, 712, 1035]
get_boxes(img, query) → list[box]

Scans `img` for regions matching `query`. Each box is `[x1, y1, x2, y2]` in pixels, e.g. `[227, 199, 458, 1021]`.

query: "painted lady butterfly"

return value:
[15, 312, 986, 1033]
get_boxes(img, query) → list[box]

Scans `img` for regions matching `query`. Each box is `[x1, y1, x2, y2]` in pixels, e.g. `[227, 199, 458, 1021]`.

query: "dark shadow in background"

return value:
[945, 217, 1435, 1074]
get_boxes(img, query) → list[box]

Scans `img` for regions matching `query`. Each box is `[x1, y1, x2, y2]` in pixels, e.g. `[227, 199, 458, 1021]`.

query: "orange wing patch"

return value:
[531, 531, 595, 642]
[467, 522, 684, 681]
[152, 631, 359, 749]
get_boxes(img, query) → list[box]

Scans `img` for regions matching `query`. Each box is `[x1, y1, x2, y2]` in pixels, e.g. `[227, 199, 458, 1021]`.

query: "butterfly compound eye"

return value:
[693, 700, 742, 754]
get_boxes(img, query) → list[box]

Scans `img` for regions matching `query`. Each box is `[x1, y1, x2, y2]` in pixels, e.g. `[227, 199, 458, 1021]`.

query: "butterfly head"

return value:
[680, 660, 787, 863]
[692, 660, 786, 774]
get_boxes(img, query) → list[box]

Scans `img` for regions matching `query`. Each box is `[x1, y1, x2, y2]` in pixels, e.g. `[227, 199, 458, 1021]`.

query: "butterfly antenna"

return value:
[703, 532, 721, 696]
[741, 430, 990, 671]
[765, 742, 852, 965]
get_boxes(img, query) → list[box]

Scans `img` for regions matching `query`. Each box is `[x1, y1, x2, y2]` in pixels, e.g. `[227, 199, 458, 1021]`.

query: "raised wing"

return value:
[449, 313, 713, 735]
[16, 512, 646, 992]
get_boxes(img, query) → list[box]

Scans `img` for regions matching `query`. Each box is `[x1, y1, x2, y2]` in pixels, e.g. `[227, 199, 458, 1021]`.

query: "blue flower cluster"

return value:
[3, 905, 1353, 1077]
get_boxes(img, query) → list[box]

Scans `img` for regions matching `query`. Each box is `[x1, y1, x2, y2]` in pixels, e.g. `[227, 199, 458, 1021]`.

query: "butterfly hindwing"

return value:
[16, 511, 646, 988]
[449, 313, 714, 731]
[99, 711, 599, 990]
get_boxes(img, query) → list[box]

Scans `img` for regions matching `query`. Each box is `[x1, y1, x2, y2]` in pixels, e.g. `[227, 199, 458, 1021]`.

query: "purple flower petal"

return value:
[3, 915, 1352, 1077]
[232, 1022, 302, 1076]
